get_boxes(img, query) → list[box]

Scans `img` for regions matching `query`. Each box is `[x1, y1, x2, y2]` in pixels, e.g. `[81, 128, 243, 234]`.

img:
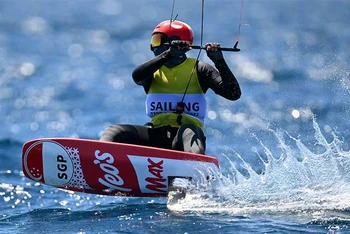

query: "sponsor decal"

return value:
[145, 158, 167, 193]
[94, 150, 131, 192]
[127, 155, 218, 195]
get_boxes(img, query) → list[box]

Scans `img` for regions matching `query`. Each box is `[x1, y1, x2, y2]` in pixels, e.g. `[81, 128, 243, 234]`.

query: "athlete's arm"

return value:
[197, 59, 241, 100]
[132, 51, 171, 90]
[132, 43, 188, 91]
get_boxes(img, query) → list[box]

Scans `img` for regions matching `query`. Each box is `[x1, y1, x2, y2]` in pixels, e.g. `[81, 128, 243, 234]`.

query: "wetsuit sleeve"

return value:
[132, 50, 172, 92]
[197, 59, 241, 100]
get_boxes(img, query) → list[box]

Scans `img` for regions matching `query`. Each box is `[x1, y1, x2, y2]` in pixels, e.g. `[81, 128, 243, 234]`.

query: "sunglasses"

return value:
[150, 33, 181, 49]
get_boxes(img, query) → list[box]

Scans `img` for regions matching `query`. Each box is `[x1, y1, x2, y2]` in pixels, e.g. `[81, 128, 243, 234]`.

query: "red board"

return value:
[22, 138, 219, 197]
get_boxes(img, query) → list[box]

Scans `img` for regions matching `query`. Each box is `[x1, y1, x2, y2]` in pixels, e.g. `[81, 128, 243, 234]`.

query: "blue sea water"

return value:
[1, 0, 350, 233]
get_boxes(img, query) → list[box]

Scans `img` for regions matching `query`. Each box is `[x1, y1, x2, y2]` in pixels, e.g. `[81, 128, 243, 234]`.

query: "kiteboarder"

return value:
[100, 20, 241, 155]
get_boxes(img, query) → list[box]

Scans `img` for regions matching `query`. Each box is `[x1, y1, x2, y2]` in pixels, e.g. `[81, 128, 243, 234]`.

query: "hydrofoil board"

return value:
[22, 138, 219, 197]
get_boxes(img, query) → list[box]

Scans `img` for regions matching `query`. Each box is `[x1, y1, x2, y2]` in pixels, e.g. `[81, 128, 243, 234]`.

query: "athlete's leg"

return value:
[148, 125, 178, 149]
[100, 124, 151, 146]
[172, 124, 206, 154]
[100, 124, 179, 150]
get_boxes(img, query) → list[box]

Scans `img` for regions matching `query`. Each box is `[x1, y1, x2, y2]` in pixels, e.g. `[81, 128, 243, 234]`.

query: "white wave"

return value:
[168, 118, 350, 217]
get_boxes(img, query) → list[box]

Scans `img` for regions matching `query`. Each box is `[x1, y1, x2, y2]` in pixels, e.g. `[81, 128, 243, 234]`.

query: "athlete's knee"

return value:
[100, 125, 136, 143]
[173, 124, 206, 154]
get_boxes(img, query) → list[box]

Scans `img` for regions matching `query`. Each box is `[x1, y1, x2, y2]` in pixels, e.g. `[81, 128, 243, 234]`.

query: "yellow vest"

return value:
[146, 58, 206, 129]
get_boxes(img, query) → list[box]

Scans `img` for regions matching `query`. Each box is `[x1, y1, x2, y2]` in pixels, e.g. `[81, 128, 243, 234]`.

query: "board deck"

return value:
[22, 138, 219, 197]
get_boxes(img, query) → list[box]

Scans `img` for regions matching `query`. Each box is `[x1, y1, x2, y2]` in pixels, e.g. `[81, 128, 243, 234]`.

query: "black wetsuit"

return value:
[100, 49, 241, 154]
[132, 50, 241, 100]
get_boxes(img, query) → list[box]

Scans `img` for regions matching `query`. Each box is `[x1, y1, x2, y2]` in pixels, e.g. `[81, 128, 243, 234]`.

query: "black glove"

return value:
[205, 42, 223, 61]
[168, 40, 191, 57]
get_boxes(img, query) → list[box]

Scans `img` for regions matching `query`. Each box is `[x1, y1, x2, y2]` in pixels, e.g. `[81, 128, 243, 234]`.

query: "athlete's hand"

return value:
[169, 40, 191, 57]
[205, 42, 223, 61]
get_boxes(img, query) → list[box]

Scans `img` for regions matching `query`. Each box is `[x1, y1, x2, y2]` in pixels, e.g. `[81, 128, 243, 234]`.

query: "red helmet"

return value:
[150, 20, 194, 50]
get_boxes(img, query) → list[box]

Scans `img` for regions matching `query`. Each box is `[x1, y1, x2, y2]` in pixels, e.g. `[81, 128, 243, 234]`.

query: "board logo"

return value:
[145, 158, 167, 193]
[43, 141, 74, 186]
[23, 140, 74, 186]
[94, 150, 132, 192]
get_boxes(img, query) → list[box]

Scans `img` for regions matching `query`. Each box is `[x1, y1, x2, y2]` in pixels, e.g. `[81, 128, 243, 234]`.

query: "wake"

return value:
[168, 118, 350, 216]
